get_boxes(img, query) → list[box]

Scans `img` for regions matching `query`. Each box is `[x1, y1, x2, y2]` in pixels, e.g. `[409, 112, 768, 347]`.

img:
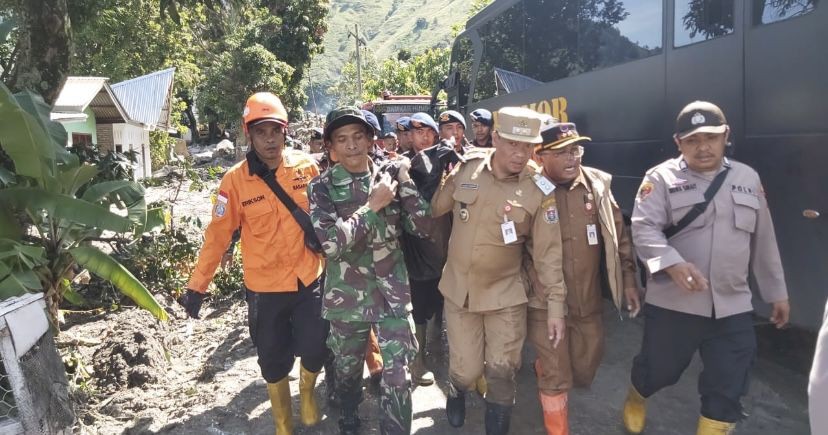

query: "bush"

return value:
[149, 130, 174, 172]
[69, 142, 137, 182]
[77, 216, 244, 307]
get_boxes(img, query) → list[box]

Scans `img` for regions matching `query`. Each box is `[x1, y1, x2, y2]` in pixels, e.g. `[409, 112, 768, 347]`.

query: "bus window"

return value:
[753, 0, 819, 24]
[450, 35, 475, 109]
[523, 0, 579, 84]
[473, 1, 526, 102]
[674, 0, 735, 47]
[575, 0, 663, 70]
[521, 0, 661, 85]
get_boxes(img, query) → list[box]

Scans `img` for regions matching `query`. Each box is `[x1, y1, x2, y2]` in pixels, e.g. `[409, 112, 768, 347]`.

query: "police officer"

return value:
[362, 109, 389, 163]
[622, 101, 790, 435]
[382, 131, 399, 155]
[181, 92, 327, 434]
[526, 120, 640, 434]
[470, 108, 493, 148]
[402, 112, 454, 386]
[438, 110, 472, 153]
[432, 107, 566, 435]
[308, 107, 432, 435]
[395, 116, 415, 157]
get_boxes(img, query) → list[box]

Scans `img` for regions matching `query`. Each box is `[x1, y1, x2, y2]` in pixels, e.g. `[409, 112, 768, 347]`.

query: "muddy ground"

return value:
[59, 296, 812, 435]
[55, 172, 813, 434]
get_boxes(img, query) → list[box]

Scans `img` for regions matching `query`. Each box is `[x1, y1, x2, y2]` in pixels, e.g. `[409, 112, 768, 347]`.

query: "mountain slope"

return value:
[307, 0, 472, 108]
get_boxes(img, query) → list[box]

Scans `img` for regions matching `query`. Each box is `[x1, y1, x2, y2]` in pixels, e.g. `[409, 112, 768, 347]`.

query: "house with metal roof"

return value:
[50, 76, 131, 148]
[111, 67, 176, 133]
[50, 68, 176, 180]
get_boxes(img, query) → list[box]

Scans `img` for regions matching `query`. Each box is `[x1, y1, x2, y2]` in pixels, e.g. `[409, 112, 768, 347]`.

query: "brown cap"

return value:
[494, 107, 544, 144]
[675, 101, 728, 140]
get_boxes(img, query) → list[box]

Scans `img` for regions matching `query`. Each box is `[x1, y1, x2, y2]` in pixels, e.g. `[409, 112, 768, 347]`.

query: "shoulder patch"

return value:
[638, 181, 654, 201]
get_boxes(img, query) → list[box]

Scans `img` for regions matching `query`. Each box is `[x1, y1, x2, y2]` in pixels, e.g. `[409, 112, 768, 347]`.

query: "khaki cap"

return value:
[494, 107, 544, 144]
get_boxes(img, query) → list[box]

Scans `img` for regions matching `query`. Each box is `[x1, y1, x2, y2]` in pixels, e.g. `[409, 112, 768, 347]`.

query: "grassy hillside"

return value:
[306, 0, 472, 110]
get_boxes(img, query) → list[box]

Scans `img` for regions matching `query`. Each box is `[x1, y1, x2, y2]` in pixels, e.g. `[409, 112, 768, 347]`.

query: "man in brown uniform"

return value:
[525, 120, 640, 434]
[432, 107, 566, 435]
[623, 101, 790, 435]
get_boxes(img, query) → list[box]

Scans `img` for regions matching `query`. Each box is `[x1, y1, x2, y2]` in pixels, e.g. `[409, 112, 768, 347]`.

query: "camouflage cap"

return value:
[325, 106, 374, 141]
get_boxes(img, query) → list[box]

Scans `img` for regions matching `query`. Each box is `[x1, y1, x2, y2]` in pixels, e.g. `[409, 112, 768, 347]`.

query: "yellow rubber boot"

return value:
[266, 378, 293, 435]
[622, 385, 646, 434]
[696, 415, 735, 435]
[299, 366, 321, 426]
[476, 375, 488, 397]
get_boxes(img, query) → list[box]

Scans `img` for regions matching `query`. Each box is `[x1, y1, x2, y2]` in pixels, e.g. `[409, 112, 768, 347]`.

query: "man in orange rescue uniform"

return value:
[180, 92, 327, 434]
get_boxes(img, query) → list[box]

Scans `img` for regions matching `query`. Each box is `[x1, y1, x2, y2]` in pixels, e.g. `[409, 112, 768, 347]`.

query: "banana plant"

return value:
[0, 83, 167, 327]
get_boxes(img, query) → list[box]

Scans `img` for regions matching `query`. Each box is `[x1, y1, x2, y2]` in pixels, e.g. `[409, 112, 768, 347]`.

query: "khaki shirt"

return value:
[632, 157, 787, 318]
[432, 148, 567, 317]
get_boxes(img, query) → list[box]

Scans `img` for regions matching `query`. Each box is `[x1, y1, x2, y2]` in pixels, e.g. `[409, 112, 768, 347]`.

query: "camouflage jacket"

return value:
[308, 161, 432, 322]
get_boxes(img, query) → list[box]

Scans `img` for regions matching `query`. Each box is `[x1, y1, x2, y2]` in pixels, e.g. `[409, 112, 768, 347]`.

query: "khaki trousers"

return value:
[445, 297, 526, 406]
[528, 307, 604, 395]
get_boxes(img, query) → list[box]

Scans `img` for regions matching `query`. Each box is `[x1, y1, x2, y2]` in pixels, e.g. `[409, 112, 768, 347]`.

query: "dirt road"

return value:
[66, 298, 811, 434]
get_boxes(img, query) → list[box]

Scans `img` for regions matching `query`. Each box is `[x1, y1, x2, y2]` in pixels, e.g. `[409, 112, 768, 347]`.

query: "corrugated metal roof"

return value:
[51, 77, 129, 124]
[111, 68, 175, 132]
[52, 77, 108, 113]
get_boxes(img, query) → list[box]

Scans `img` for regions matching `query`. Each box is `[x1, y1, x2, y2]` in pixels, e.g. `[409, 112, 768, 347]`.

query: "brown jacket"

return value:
[525, 166, 637, 315]
[432, 148, 567, 317]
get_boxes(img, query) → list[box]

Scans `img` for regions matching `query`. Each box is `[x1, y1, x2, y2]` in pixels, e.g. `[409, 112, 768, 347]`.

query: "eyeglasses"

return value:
[546, 145, 584, 159]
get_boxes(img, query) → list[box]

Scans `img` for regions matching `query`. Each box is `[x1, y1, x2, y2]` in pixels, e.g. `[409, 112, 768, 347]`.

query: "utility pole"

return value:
[348, 24, 366, 101]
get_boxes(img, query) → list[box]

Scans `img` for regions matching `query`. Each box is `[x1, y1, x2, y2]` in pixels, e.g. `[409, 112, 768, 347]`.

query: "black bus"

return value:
[441, 0, 827, 330]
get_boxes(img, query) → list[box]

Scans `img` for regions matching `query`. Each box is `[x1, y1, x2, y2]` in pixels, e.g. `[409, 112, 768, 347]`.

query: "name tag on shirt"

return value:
[533, 174, 556, 195]
[587, 224, 599, 245]
[501, 220, 518, 244]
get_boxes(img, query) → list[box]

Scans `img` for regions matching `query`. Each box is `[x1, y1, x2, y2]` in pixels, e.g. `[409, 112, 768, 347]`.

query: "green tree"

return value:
[198, 44, 294, 126]
[198, 1, 328, 124]
[468, 0, 494, 18]
[4, 0, 72, 103]
[329, 46, 449, 107]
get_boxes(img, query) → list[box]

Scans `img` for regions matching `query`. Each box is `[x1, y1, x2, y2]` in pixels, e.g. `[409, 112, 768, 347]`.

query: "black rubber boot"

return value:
[324, 354, 339, 408]
[338, 375, 363, 435]
[484, 401, 512, 435]
[446, 383, 466, 428]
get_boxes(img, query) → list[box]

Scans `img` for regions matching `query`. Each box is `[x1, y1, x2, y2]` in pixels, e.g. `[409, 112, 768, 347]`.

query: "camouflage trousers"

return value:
[328, 315, 418, 435]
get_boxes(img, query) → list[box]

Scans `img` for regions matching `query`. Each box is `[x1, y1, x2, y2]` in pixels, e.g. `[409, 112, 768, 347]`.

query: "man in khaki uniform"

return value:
[622, 101, 790, 435]
[525, 120, 640, 434]
[432, 107, 566, 435]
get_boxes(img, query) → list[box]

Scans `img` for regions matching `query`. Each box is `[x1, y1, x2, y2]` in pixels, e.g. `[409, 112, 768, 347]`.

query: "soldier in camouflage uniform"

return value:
[308, 107, 433, 435]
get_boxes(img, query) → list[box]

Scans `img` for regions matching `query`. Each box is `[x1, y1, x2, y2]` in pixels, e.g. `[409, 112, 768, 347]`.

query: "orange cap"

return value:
[242, 92, 288, 132]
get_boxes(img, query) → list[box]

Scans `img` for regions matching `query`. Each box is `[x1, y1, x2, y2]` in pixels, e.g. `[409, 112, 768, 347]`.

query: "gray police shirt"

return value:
[632, 157, 788, 318]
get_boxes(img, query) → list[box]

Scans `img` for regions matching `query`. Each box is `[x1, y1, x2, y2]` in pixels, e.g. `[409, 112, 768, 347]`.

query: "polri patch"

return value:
[638, 181, 654, 201]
